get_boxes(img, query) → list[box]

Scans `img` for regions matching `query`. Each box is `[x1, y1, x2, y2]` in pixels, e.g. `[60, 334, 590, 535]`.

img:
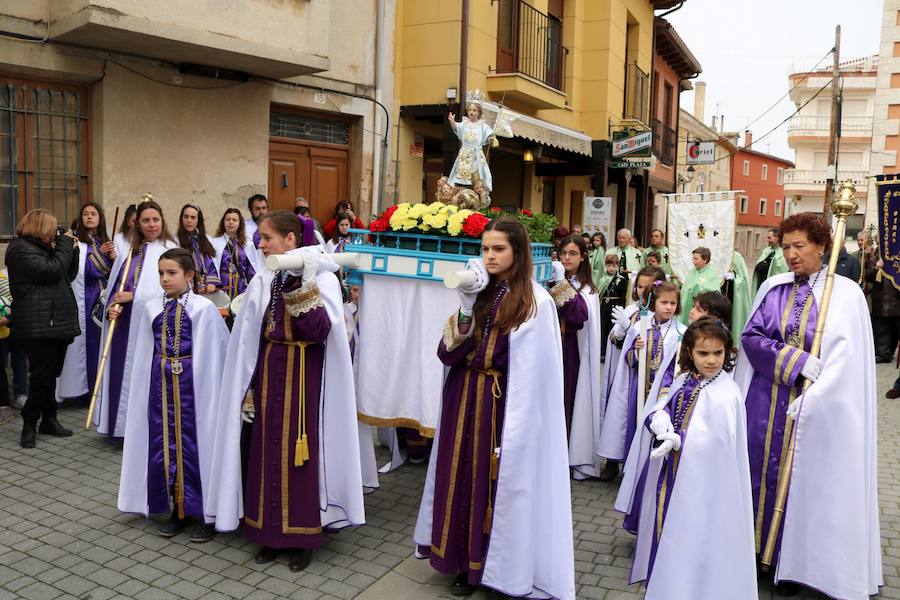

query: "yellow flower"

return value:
[447, 209, 473, 236]
[408, 203, 427, 219]
[422, 208, 449, 230]
[389, 203, 411, 230]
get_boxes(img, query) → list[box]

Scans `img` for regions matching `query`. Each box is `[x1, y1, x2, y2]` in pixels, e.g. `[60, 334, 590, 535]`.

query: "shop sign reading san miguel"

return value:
[875, 174, 900, 290]
[611, 126, 652, 169]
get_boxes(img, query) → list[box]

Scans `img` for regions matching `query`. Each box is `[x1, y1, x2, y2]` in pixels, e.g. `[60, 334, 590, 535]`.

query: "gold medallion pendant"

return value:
[786, 330, 801, 349]
[171, 360, 184, 375]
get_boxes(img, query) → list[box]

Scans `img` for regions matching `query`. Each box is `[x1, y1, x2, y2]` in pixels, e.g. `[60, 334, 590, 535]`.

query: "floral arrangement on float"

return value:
[369, 201, 491, 239]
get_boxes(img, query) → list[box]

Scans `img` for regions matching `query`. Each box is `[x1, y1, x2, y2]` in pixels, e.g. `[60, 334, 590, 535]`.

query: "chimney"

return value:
[711, 115, 717, 131]
[744, 129, 753, 148]
[693, 81, 706, 122]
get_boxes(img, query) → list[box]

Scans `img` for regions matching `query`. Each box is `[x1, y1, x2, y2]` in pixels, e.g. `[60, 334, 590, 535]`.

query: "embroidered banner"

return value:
[664, 192, 737, 283]
[875, 175, 900, 291]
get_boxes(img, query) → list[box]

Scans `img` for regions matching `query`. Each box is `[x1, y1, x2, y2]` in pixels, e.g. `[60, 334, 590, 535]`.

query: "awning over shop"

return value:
[479, 101, 593, 157]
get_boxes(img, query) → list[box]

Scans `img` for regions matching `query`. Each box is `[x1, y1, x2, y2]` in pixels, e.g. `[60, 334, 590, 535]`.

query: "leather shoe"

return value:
[254, 546, 278, 564]
[288, 549, 312, 572]
[20, 422, 36, 449]
[449, 573, 476, 597]
[776, 581, 800, 596]
[190, 523, 216, 543]
[38, 417, 73, 437]
[598, 460, 619, 482]
[887, 388, 900, 399]
[158, 512, 188, 538]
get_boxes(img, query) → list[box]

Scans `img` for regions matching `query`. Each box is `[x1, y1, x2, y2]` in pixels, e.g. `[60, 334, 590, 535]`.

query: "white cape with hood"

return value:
[117, 293, 229, 520]
[56, 240, 90, 400]
[598, 316, 685, 461]
[734, 271, 882, 599]
[414, 280, 575, 600]
[568, 285, 605, 479]
[94, 239, 177, 436]
[205, 249, 365, 532]
[210, 234, 261, 279]
[627, 373, 757, 600]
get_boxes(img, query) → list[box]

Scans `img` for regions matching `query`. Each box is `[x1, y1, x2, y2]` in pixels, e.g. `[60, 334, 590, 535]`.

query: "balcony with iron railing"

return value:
[488, 0, 568, 110]
[651, 118, 676, 166]
[624, 63, 650, 125]
[787, 115, 874, 140]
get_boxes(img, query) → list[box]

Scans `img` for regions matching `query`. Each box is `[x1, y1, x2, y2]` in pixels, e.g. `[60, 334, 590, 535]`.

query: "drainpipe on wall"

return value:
[459, 0, 469, 116]
[373, 0, 390, 215]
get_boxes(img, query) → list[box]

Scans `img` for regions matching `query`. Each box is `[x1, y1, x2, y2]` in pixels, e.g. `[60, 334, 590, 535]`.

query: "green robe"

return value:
[605, 245, 644, 274]
[729, 251, 752, 348]
[678, 264, 720, 326]
[594, 271, 616, 297]
[589, 247, 607, 290]
[642, 245, 670, 275]
[751, 245, 788, 294]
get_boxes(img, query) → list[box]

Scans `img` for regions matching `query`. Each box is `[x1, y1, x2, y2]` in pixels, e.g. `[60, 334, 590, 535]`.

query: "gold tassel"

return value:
[483, 506, 493, 534]
[490, 453, 499, 481]
[301, 433, 310, 462]
[294, 438, 305, 467]
[294, 341, 310, 468]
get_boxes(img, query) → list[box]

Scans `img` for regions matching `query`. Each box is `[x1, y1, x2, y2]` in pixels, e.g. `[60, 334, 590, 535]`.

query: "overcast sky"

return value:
[667, 0, 883, 161]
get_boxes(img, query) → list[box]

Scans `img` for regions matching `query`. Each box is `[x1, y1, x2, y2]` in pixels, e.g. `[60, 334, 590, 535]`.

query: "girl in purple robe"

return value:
[598, 281, 685, 477]
[415, 217, 575, 598]
[212, 208, 257, 302]
[57, 202, 116, 406]
[117, 248, 229, 542]
[177, 204, 221, 294]
[548, 234, 596, 436]
[98, 199, 177, 441]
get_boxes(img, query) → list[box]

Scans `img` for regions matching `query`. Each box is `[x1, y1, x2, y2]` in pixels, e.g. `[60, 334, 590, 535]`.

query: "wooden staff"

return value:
[760, 179, 859, 568]
[110, 206, 120, 241]
[85, 248, 134, 429]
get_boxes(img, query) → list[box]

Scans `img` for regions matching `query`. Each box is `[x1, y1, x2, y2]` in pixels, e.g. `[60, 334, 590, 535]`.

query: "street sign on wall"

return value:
[582, 196, 613, 240]
[612, 129, 652, 158]
[686, 140, 715, 165]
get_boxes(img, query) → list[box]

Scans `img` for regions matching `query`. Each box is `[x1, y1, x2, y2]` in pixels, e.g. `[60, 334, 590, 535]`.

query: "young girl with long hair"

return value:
[325, 211, 353, 254]
[548, 234, 605, 480]
[95, 199, 177, 441]
[206, 211, 363, 572]
[118, 248, 229, 542]
[617, 317, 756, 599]
[211, 208, 259, 301]
[413, 216, 574, 599]
[113, 204, 137, 255]
[57, 202, 117, 406]
[177, 204, 221, 294]
[598, 280, 686, 480]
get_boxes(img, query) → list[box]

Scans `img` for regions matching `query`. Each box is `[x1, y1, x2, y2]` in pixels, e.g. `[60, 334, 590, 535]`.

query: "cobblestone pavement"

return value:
[0, 363, 898, 600]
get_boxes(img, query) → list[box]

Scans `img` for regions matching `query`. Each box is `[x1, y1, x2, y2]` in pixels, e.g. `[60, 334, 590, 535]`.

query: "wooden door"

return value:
[496, 0, 518, 73]
[308, 146, 348, 225]
[267, 140, 348, 226]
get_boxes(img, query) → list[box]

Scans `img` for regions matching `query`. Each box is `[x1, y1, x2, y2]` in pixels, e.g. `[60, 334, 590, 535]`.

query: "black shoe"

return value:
[876, 356, 892, 364]
[158, 512, 188, 538]
[598, 460, 619, 482]
[38, 417, 73, 437]
[20, 422, 36, 449]
[254, 546, 278, 564]
[449, 573, 476, 597]
[288, 549, 312, 572]
[776, 581, 800, 597]
[190, 523, 216, 543]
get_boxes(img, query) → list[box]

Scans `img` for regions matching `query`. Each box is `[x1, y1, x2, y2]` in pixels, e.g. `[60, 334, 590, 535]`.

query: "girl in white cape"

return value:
[413, 217, 574, 600]
[210, 208, 259, 304]
[118, 248, 229, 542]
[547, 234, 604, 480]
[205, 211, 364, 573]
[598, 280, 685, 474]
[623, 317, 756, 600]
[96, 199, 177, 441]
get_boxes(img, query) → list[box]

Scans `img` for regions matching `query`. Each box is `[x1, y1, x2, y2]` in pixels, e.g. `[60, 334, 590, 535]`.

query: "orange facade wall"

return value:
[732, 149, 792, 227]
[649, 50, 680, 192]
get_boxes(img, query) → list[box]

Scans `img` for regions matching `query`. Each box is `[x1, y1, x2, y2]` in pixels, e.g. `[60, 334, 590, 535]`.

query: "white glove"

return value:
[649, 410, 674, 437]
[800, 355, 822, 383]
[462, 258, 489, 293]
[458, 287, 478, 317]
[299, 248, 321, 286]
[610, 305, 630, 340]
[724, 272, 735, 281]
[650, 431, 682, 460]
[786, 394, 804, 420]
[241, 409, 255, 424]
[550, 260, 566, 283]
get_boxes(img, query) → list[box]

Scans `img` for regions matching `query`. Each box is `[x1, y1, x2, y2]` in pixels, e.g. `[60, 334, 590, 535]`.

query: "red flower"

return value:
[520, 208, 533, 216]
[461, 213, 490, 238]
[382, 205, 399, 220]
[490, 206, 502, 213]
[369, 218, 389, 232]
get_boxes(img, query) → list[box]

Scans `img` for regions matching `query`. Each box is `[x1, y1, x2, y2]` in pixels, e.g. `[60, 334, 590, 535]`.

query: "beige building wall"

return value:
[869, 0, 900, 227]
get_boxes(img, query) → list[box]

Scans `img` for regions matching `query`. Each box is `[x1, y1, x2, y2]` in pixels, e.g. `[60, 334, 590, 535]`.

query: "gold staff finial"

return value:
[832, 179, 858, 219]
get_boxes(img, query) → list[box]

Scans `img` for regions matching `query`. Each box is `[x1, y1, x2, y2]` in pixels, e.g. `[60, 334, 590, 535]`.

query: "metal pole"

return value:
[822, 25, 841, 222]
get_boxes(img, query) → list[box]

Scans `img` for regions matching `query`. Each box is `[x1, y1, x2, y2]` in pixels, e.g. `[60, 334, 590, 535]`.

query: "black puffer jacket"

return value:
[6, 235, 80, 340]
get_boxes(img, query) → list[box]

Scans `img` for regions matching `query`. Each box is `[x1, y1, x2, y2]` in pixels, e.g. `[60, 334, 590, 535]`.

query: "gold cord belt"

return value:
[268, 338, 314, 467]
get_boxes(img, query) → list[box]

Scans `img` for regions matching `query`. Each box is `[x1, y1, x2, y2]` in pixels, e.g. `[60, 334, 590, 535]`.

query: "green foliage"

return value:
[480, 208, 558, 244]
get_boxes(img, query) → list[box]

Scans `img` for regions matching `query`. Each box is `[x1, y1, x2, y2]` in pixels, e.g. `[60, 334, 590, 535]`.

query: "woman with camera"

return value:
[5, 208, 80, 448]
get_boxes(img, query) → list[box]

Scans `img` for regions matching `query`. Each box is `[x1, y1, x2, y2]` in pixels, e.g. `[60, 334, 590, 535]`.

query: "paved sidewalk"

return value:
[0, 363, 897, 600]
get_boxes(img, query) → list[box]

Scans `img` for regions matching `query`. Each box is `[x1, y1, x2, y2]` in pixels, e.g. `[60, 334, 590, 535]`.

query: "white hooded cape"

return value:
[734, 271, 882, 599]
[94, 239, 177, 436]
[205, 251, 365, 532]
[210, 234, 261, 280]
[56, 240, 90, 400]
[598, 316, 685, 461]
[344, 301, 380, 492]
[568, 286, 605, 479]
[628, 373, 757, 600]
[117, 293, 229, 520]
[414, 281, 575, 600]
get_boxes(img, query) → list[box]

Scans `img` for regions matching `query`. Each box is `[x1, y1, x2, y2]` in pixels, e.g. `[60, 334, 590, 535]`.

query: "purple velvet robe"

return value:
[106, 245, 148, 440]
[220, 237, 256, 300]
[421, 288, 509, 584]
[741, 279, 816, 562]
[559, 292, 588, 437]
[243, 275, 330, 549]
[84, 237, 112, 397]
[187, 235, 221, 289]
[147, 299, 203, 519]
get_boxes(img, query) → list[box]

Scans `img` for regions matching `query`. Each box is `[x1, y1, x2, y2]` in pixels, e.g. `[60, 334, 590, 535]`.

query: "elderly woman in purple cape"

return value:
[733, 212, 881, 599]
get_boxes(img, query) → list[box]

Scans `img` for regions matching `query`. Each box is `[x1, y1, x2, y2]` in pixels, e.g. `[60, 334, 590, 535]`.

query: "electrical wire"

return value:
[107, 59, 247, 90]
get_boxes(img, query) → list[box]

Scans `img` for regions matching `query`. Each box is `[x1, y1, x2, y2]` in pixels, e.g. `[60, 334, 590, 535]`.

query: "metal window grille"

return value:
[269, 112, 350, 146]
[0, 81, 89, 238]
[623, 63, 650, 124]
